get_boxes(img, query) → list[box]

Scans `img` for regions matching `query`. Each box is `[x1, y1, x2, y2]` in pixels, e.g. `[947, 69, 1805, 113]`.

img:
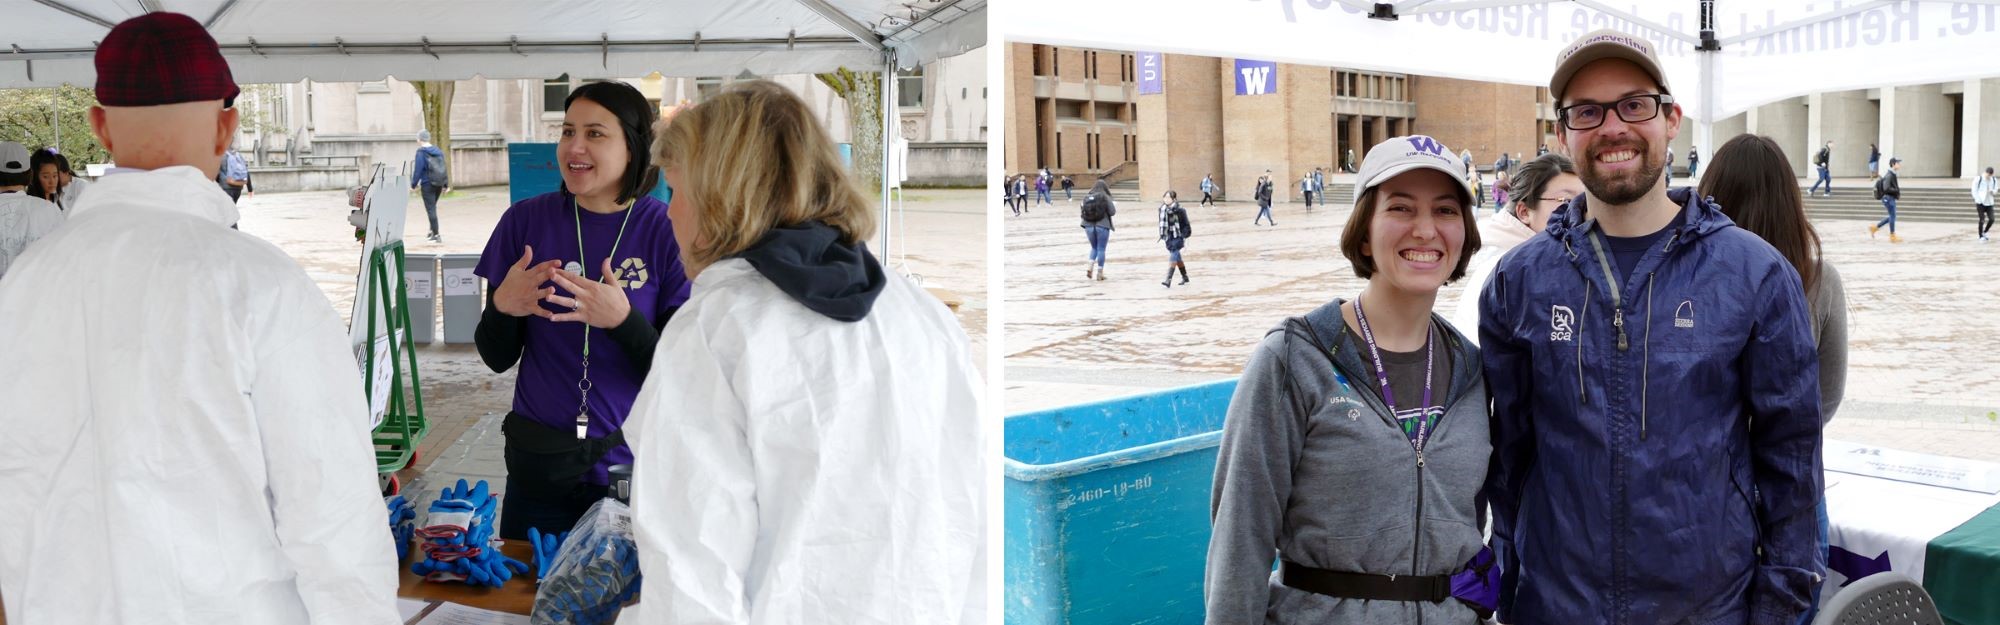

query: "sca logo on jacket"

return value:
[1549, 304, 1576, 342]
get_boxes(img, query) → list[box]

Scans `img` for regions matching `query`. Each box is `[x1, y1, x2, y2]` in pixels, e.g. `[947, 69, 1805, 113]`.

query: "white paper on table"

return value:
[442, 267, 479, 297]
[413, 601, 529, 625]
[398, 598, 432, 624]
[1825, 438, 2000, 493]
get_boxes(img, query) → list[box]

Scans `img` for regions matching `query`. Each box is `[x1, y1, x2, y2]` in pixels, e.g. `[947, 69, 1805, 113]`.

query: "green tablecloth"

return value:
[1926, 502, 2000, 625]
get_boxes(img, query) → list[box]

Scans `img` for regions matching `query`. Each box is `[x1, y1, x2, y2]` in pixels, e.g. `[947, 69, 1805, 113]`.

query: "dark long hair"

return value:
[1698, 134, 1820, 293]
[27, 148, 62, 202]
[561, 81, 660, 205]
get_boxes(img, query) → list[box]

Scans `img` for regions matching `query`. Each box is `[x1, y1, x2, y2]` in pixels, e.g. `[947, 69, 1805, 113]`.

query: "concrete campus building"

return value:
[1004, 43, 2000, 204]
[230, 45, 988, 192]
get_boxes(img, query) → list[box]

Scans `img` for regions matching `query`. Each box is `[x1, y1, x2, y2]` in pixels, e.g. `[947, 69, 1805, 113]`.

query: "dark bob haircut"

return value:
[1339, 173, 1481, 284]
[561, 81, 660, 205]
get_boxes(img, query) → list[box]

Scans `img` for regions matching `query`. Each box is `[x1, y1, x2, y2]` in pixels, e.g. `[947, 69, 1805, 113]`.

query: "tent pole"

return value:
[1696, 0, 1718, 175]
[881, 49, 894, 260]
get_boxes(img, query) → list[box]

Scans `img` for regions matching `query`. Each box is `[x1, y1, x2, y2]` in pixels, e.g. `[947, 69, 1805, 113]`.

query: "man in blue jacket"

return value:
[1478, 29, 1825, 625]
[412, 129, 447, 242]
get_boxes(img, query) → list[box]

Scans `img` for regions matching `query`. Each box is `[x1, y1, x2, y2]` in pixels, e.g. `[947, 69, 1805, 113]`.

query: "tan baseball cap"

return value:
[1549, 29, 1671, 105]
[1355, 135, 1475, 200]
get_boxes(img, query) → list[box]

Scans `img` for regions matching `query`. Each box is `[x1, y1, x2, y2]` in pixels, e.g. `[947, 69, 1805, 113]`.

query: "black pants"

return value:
[419, 182, 443, 236]
[1979, 204, 1995, 236]
[1201, 191, 1213, 206]
[223, 185, 242, 203]
[498, 412, 623, 540]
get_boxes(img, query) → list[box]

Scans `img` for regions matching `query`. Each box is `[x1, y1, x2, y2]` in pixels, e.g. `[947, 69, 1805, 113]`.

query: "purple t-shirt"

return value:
[475, 191, 691, 484]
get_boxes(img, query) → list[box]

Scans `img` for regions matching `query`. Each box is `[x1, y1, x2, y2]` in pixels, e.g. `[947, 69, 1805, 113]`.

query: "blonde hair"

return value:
[652, 80, 876, 275]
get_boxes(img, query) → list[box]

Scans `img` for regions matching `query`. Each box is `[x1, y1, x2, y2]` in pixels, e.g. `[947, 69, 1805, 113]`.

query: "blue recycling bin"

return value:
[1004, 379, 1238, 625]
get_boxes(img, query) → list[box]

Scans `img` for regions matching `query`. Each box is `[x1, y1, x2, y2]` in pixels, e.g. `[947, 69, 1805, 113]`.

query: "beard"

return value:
[1579, 140, 1666, 205]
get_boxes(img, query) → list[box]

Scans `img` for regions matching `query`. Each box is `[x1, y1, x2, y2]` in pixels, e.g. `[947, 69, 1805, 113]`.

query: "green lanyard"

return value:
[571, 196, 634, 439]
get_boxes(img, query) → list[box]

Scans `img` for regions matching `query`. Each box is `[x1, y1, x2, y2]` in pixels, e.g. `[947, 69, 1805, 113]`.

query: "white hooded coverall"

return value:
[0, 167, 401, 624]
[622, 258, 986, 625]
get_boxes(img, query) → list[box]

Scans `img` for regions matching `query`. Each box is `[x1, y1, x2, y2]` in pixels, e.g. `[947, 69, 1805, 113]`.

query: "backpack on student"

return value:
[1174, 205, 1192, 238]
[1873, 175, 1887, 200]
[424, 150, 450, 187]
[1815, 148, 1830, 168]
[1082, 194, 1110, 222]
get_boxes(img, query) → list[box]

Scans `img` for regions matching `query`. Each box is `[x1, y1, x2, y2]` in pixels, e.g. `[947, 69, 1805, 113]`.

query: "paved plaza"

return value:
[1003, 184, 2000, 462]
[235, 184, 988, 502]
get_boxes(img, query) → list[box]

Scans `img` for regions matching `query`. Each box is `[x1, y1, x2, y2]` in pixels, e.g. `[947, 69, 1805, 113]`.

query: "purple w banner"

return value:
[1234, 59, 1276, 96]
[1137, 52, 1162, 95]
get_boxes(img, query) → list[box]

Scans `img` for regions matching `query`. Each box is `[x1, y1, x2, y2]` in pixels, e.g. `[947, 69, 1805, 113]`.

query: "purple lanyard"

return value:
[1352, 297, 1437, 453]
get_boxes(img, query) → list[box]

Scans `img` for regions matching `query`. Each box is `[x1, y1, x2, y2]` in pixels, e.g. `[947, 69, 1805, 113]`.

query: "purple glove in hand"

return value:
[1450, 546, 1499, 618]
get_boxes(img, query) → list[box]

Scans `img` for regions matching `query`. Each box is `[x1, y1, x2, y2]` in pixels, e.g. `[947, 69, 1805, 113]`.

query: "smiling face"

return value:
[559, 97, 630, 203]
[1557, 59, 1679, 207]
[1362, 168, 1468, 297]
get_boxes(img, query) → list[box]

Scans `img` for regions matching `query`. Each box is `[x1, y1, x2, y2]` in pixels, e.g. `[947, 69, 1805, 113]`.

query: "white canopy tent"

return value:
[999, 0, 2000, 168]
[1, 0, 987, 255]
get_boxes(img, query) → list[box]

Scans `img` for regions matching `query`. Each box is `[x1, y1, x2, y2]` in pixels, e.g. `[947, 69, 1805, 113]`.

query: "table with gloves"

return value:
[390, 479, 643, 623]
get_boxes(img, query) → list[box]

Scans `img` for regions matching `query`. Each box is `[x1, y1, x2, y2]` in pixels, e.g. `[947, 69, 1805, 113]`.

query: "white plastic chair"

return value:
[1813, 571, 1944, 625]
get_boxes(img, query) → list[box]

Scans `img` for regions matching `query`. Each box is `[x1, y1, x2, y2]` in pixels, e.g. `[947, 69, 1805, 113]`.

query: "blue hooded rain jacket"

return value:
[1477, 187, 1825, 625]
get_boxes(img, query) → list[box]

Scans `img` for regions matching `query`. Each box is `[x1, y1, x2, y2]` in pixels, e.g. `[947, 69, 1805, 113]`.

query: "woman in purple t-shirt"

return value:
[472, 81, 692, 540]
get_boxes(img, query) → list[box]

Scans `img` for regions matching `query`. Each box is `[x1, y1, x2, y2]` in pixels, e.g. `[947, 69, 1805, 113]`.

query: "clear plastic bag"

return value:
[531, 498, 642, 625]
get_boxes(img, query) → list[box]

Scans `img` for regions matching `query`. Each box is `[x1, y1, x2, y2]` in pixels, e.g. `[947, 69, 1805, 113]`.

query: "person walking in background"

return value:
[1686, 146, 1700, 177]
[1156, 189, 1191, 288]
[1014, 173, 1029, 213]
[1809, 140, 1833, 196]
[1200, 173, 1217, 206]
[1062, 175, 1075, 201]
[1035, 173, 1052, 207]
[1081, 179, 1116, 280]
[1493, 152, 1510, 180]
[1252, 170, 1275, 226]
[1871, 157, 1903, 242]
[1699, 133, 1850, 623]
[1868, 143, 1881, 180]
[217, 141, 251, 203]
[1343, 148, 1357, 173]
[412, 130, 448, 242]
[1003, 175, 1017, 216]
[1972, 166, 1995, 242]
[1312, 167, 1326, 208]
[1299, 171, 1315, 210]
[1492, 169, 1510, 209]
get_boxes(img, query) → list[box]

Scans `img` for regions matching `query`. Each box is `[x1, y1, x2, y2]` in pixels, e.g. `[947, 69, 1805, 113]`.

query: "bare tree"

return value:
[814, 68, 883, 193]
[412, 80, 455, 181]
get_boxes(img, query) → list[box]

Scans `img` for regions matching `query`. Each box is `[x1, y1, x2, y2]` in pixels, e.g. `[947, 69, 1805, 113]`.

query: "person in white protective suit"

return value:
[0, 12, 400, 625]
[622, 79, 986, 624]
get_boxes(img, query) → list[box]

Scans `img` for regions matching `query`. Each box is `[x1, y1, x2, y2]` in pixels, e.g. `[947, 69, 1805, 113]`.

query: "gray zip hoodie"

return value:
[1206, 298, 1490, 625]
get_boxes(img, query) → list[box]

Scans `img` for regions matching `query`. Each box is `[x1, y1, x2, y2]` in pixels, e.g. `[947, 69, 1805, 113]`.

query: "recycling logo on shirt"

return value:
[614, 257, 649, 290]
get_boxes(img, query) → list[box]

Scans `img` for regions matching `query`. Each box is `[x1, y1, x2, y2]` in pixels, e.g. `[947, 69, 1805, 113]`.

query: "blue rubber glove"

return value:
[530, 528, 571, 581]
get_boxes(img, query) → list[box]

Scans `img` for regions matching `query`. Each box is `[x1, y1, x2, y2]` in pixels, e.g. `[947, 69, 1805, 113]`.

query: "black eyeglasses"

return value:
[1558, 94, 1674, 131]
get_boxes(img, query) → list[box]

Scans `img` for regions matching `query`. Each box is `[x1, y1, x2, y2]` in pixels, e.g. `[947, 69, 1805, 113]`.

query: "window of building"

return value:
[543, 75, 570, 112]
[898, 67, 925, 108]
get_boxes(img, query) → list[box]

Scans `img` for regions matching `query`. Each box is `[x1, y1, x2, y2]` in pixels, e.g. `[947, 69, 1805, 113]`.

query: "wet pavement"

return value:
[1003, 194, 2000, 461]
[234, 184, 988, 500]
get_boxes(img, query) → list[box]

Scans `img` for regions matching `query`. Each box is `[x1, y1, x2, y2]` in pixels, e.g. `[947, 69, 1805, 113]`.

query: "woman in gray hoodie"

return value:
[1207, 136, 1495, 624]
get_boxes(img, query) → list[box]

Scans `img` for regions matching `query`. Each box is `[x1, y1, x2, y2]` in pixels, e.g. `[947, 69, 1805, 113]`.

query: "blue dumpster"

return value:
[1004, 379, 1238, 625]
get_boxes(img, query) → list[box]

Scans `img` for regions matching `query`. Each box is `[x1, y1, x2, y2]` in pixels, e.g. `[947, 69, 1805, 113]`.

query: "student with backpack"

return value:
[1975, 166, 1997, 243]
[1081, 179, 1117, 280]
[1157, 190, 1192, 288]
[1870, 157, 1903, 243]
[413, 129, 450, 242]
[1808, 141, 1832, 197]
[1253, 171, 1275, 226]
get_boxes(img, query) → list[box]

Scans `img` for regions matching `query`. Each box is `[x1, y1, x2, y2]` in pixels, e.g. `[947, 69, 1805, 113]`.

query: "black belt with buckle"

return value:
[1279, 560, 1451, 603]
